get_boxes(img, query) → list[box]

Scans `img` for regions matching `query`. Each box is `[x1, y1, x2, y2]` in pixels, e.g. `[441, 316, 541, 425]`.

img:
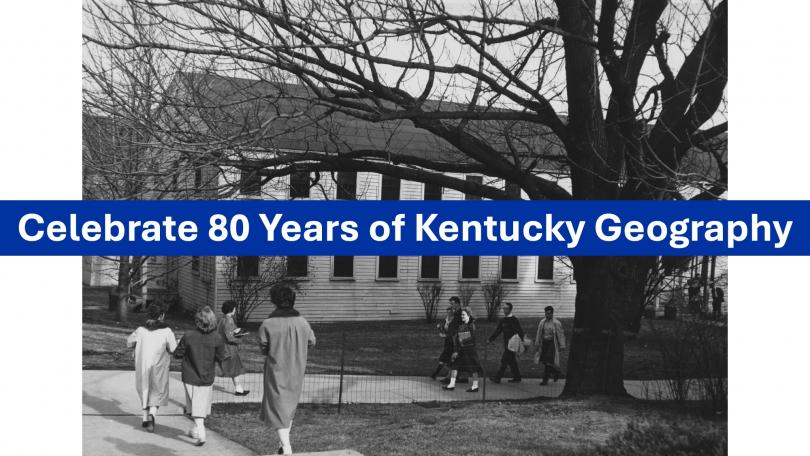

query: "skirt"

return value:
[183, 383, 213, 418]
[438, 337, 454, 364]
[217, 348, 246, 378]
[453, 346, 483, 375]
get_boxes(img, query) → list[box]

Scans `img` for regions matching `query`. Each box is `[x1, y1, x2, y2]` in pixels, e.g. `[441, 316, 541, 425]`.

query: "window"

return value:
[289, 171, 310, 198]
[537, 256, 554, 280]
[240, 169, 262, 195]
[420, 256, 441, 279]
[336, 172, 357, 200]
[286, 256, 308, 277]
[378, 256, 398, 279]
[501, 256, 518, 280]
[465, 175, 483, 200]
[237, 256, 259, 278]
[424, 182, 443, 200]
[380, 175, 400, 200]
[505, 182, 522, 199]
[461, 256, 480, 279]
[191, 256, 200, 272]
[333, 256, 354, 278]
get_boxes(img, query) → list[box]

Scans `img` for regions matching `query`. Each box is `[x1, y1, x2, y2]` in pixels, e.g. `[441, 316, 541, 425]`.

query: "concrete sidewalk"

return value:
[83, 370, 256, 456]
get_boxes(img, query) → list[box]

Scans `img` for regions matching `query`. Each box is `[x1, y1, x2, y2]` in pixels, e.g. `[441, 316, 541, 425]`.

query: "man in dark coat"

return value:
[488, 302, 525, 383]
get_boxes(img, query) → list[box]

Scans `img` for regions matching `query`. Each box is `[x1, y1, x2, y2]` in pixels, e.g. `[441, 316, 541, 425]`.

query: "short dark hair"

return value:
[449, 296, 460, 304]
[270, 284, 296, 308]
[503, 302, 513, 312]
[544, 306, 554, 313]
[221, 300, 237, 315]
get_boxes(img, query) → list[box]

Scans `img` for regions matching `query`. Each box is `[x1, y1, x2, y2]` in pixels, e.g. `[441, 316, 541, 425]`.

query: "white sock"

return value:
[472, 380, 479, 389]
[142, 409, 149, 421]
[148, 406, 157, 417]
[448, 377, 456, 388]
[277, 427, 292, 454]
[194, 418, 206, 442]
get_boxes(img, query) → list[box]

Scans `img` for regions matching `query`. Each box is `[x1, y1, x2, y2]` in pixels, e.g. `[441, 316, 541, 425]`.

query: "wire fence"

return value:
[211, 329, 566, 407]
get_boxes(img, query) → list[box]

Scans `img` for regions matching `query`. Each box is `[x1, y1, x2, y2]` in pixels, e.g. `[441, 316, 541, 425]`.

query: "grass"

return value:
[83, 290, 727, 380]
[206, 397, 726, 456]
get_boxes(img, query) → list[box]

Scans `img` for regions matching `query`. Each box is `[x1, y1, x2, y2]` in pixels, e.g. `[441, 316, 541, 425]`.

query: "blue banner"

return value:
[0, 200, 806, 256]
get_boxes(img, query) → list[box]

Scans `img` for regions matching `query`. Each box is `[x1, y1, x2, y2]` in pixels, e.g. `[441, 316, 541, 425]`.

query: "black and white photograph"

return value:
[77, 0, 731, 455]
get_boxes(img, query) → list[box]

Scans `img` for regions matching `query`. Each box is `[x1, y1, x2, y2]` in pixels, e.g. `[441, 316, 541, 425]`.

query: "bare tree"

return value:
[83, 0, 727, 394]
[221, 256, 299, 324]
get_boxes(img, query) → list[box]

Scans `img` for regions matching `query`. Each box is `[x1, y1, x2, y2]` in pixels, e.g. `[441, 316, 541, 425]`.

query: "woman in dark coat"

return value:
[217, 300, 249, 396]
[258, 285, 316, 456]
[430, 307, 456, 380]
[174, 306, 227, 446]
[443, 309, 483, 393]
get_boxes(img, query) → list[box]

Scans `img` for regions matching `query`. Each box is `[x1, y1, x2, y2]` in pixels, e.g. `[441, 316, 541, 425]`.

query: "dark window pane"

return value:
[537, 256, 554, 280]
[290, 171, 310, 198]
[240, 169, 262, 195]
[191, 256, 200, 271]
[237, 256, 259, 278]
[336, 172, 357, 200]
[333, 256, 354, 277]
[286, 256, 308, 277]
[378, 256, 398, 278]
[420, 256, 440, 279]
[501, 256, 518, 280]
[380, 175, 400, 200]
[424, 183, 443, 200]
[465, 175, 483, 200]
[194, 168, 203, 189]
[461, 256, 480, 279]
[505, 182, 522, 199]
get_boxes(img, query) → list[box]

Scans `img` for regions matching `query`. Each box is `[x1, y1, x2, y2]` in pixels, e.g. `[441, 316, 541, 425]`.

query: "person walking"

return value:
[258, 284, 316, 456]
[126, 304, 177, 433]
[443, 309, 483, 393]
[429, 306, 455, 380]
[487, 302, 525, 384]
[217, 300, 249, 396]
[712, 286, 725, 320]
[174, 306, 227, 446]
[534, 306, 566, 386]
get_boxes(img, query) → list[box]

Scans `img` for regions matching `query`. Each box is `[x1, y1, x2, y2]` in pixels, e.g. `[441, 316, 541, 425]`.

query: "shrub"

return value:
[481, 275, 510, 322]
[416, 282, 443, 322]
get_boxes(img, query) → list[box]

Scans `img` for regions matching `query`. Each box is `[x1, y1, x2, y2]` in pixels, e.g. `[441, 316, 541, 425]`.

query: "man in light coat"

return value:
[534, 306, 566, 385]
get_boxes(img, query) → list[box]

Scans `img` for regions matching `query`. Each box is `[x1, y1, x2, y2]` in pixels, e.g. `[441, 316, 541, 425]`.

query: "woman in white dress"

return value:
[126, 305, 177, 432]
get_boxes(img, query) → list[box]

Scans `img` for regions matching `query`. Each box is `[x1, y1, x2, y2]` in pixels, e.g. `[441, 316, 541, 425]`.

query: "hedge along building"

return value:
[145, 72, 577, 322]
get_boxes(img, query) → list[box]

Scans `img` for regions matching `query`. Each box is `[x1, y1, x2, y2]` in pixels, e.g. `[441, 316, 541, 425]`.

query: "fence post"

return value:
[481, 333, 488, 402]
[338, 331, 346, 414]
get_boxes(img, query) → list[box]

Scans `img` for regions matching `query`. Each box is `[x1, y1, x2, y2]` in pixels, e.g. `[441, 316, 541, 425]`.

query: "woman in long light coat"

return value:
[126, 305, 177, 432]
[534, 306, 566, 385]
[259, 284, 316, 456]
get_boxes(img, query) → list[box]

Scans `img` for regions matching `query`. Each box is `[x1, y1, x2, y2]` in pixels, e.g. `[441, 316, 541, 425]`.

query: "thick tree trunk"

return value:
[562, 256, 652, 396]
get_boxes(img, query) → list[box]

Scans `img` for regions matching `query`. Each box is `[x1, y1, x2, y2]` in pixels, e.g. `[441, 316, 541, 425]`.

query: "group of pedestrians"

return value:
[430, 298, 567, 388]
[125, 284, 314, 455]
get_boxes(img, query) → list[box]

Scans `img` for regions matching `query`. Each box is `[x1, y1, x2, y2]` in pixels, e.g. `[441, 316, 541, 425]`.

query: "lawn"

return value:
[83, 304, 725, 380]
[206, 397, 727, 456]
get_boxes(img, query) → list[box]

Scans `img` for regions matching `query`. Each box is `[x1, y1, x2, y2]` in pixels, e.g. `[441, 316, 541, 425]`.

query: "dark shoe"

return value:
[234, 390, 250, 396]
[508, 378, 522, 383]
[442, 385, 455, 391]
[195, 440, 206, 447]
[554, 372, 560, 382]
[489, 377, 501, 384]
[141, 421, 149, 428]
[540, 380, 549, 386]
[466, 387, 479, 393]
[457, 378, 469, 384]
[278, 446, 284, 455]
[440, 377, 451, 384]
[145, 414, 155, 433]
